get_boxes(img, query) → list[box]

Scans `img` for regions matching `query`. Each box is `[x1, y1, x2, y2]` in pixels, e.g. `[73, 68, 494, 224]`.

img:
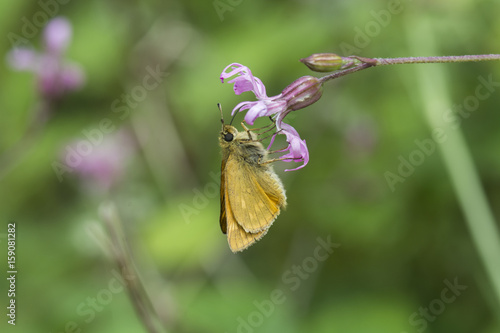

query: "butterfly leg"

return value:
[242, 120, 276, 133]
[259, 157, 285, 165]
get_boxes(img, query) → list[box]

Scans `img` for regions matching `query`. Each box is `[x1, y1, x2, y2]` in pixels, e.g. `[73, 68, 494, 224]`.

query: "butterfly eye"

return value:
[224, 133, 234, 142]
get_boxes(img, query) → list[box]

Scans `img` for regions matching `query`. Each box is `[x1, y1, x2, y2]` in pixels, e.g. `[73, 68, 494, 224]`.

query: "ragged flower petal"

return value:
[221, 63, 321, 171]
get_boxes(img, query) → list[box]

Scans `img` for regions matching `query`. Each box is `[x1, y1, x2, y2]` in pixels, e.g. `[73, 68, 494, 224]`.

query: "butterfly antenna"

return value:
[229, 111, 238, 126]
[218, 103, 225, 130]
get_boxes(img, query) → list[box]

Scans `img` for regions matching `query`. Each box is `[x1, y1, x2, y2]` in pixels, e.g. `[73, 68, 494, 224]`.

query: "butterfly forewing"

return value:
[219, 157, 228, 234]
[226, 158, 283, 233]
[224, 180, 267, 252]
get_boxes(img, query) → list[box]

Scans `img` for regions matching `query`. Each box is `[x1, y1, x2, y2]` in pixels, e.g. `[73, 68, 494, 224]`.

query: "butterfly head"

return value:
[220, 124, 239, 145]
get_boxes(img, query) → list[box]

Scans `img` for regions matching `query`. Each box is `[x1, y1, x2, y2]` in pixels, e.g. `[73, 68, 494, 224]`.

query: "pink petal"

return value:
[229, 76, 255, 95]
[44, 17, 72, 54]
[6, 48, 39, 71]
[221, 63, 268, 99]
[279, 122, 309, 171]
[243, 102, 268, 125]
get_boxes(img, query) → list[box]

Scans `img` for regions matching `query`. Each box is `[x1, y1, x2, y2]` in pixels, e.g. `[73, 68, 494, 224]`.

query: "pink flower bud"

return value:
[281, 76, 323, 111]
[300, 53, 358, 72]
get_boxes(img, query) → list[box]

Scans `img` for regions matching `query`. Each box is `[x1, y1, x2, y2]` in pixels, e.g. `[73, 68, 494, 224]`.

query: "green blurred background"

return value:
[1, 0, 500, 332]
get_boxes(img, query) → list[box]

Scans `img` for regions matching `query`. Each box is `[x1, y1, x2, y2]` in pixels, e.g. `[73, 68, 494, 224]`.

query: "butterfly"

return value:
[218, 104, 287, 252]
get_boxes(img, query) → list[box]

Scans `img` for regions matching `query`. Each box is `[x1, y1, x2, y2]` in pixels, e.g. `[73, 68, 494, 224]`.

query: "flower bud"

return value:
[300, 53, 358, 72]
[281, 76, 323, 111]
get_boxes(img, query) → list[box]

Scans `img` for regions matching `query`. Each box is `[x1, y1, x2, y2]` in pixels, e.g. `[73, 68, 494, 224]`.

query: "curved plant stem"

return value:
[100, 202, 167, 333]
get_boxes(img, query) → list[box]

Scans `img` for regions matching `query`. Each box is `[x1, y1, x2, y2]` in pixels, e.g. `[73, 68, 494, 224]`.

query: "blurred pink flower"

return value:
[64, 130, 134, 192]
[6, 17, 85, 100]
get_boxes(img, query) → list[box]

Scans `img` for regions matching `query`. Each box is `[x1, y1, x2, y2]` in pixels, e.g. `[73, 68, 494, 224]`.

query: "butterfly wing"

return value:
[219, 156, 228, 234]
[225, 156, 286, 233]
[223, 177, 267, 252]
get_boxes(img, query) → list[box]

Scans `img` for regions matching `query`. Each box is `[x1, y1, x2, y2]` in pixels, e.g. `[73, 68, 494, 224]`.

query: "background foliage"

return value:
[1, 0, 499, 332]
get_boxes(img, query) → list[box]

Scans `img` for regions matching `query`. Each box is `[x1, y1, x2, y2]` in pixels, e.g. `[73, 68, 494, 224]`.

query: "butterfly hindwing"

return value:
[224, 176, 267, 252]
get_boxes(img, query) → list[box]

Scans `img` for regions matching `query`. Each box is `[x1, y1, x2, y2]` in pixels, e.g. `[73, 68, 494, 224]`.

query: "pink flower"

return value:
[6, 17, 85, 100]
[220, 63, 287, 125]
[63, 130, 134, 192]
[221, 63, 321, 171]
[269, 122, 309, 171]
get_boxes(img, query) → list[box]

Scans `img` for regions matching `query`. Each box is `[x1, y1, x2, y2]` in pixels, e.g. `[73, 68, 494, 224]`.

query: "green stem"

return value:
[374, 54, 500, 65]
[319, 54, 500, 83]
[318, 62, 373, 83]
[100, 202, 167, 333]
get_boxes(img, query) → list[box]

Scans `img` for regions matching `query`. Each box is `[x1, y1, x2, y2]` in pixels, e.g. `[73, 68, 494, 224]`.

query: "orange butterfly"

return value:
[218, 104, 286, 252]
